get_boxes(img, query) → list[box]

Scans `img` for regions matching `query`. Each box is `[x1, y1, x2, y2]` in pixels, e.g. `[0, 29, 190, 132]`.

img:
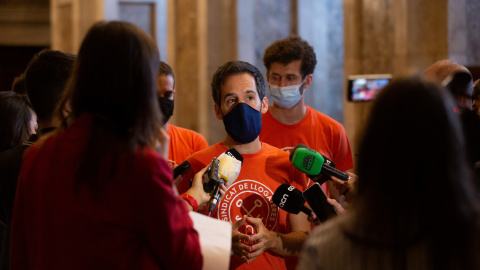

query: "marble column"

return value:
[50, 0, 166, 56]
[343, 0, 450, 170]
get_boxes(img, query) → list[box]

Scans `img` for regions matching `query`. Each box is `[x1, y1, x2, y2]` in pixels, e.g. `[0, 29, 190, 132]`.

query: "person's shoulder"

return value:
[260, 142, 292, 165]
[307, 106, 345, 130]
[168, 124, 202, 136]
[0, 144, 27, 160]
[188, 142, 224, 160]
[168, 124, 208, 144]
[262, 142, 290, 156]
[0, 145, 28, 172]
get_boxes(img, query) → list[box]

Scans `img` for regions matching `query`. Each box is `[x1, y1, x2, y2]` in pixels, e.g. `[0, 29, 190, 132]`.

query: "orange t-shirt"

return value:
[184, 142, 308, 270]
[260, 105, 354, 187]
[167, 123, 208, 169]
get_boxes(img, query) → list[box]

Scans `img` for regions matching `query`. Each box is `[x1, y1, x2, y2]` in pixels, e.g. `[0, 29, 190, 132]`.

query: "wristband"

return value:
[181, 193, 198, 211]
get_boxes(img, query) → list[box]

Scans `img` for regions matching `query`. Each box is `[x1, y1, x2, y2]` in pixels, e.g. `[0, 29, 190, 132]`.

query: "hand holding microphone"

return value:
[331, 172, 358, 202]
[205, 149, 243, 215]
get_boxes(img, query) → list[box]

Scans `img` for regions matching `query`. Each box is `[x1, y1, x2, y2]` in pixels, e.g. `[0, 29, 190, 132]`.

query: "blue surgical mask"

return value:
[222, 102, 262, 144]
[269, 78, 306, 108]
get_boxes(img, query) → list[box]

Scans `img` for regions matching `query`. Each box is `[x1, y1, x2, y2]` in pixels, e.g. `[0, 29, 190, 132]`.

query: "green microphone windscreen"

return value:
[291, 147, 325, 175]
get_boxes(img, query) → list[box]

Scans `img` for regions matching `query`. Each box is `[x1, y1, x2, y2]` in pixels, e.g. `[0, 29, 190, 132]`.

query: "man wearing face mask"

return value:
[180, 61, 310, 269]
[157, 61, 208, 169]
[260, 36, 354, 200]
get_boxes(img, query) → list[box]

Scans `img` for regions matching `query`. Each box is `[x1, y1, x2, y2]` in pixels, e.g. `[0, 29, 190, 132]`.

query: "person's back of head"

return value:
[61, 21, 161, 150]
[263, 35, 317, 79]
[354, 76, 479, 268]
[55, 21, 161, 193]
[24, 49, 75, 125]
[424, 60, 474, 103]
[0, 91, 35, 152]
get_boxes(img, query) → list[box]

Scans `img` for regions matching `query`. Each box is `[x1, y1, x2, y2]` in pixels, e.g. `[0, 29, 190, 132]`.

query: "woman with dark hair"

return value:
[298, 76, 480, 270]
[10, 21, 204, 270]
[0, 91, 36, 152]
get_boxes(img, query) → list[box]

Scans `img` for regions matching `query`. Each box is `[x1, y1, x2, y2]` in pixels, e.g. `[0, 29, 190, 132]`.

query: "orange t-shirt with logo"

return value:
[167, 123, 208, 169]
[183, 142, 308, 270]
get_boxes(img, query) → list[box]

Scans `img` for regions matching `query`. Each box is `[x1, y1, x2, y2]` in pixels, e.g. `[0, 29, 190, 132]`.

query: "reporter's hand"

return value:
[184, 165, 210, 209]
[327, 198, 346, 214]
[331, 172, 358, 203]
[307, 213, 321, 226]
[231, 215, 251, 262]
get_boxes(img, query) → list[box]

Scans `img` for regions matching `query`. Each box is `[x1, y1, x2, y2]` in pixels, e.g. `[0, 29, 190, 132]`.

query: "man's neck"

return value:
[222, 136, 262, 155]
[269, 99, 307, 125]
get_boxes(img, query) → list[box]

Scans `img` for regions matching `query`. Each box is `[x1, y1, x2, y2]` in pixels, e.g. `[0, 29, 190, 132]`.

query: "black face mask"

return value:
[158, 97, 174, 125]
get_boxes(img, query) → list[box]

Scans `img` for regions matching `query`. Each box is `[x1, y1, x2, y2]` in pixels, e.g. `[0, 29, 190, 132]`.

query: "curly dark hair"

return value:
[211, 61, 265, 106]
[263, 35, 317, 79]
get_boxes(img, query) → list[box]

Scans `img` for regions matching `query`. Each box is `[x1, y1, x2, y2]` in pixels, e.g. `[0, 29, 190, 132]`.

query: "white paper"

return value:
[189, 212, 231, 270]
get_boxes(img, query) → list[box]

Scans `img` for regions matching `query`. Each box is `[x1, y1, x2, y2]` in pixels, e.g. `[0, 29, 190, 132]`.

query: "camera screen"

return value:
[347, 75, 391, 102]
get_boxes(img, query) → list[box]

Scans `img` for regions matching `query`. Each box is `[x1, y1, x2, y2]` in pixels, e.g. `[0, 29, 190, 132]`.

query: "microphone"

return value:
[173, 160, 191, 180]
[289, 144, 349, 183]
[272, 184, 312, 216]
[206, 149, 243, 214]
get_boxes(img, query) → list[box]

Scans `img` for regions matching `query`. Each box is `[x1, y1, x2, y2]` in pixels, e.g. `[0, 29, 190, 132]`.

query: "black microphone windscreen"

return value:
[289, 143, 309, 161]
[272, 184, 305, 214]
[225, 148, 244, 164]
[173, 160, 191, 179]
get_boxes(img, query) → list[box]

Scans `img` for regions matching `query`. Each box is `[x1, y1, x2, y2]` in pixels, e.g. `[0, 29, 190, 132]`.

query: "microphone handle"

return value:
[322, 165, 349, 181]
[173, 160, 190, 179]
[300, 204, 312, 216]
[307, 173, 331, 185]
[208, 179, 225, 212]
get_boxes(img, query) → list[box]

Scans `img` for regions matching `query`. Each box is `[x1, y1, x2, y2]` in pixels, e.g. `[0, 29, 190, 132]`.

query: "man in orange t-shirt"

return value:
[180, 61, 310, 270]
[261, 36, 353, 270]
[157, 61, 208, 169]
[260, 36, 353, 196]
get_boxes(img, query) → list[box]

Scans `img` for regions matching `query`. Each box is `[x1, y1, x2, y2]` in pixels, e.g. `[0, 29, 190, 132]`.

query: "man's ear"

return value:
[214, 103, 223, 120]
[261, 97, 268, 114]
[304, 74, 313, 89]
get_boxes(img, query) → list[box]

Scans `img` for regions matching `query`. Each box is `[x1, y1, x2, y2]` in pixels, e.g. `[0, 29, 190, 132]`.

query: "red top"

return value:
[10, 113, 202, 270]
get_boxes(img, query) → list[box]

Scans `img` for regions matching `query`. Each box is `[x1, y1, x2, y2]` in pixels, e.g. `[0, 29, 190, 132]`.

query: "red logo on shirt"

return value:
[217, 180, 278, 236]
